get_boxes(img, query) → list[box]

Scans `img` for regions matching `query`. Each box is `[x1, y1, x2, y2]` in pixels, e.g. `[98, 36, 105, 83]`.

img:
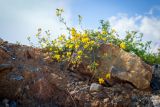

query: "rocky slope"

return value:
[0, 39, 160, 107]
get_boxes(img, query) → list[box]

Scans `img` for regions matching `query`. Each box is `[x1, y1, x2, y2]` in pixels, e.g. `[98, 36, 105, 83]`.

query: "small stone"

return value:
[70, 90, 77, 95]
[153, 64, 160, 78]
[25, 85, 30, 90]
[2, 99, 9, 107]
[12, 57, 16, 60]
[91, 100, 100, 107]
[2, 99, 9, 104]
[151, 95, 160, 107]
[104, 98, 109, 103]
[150, 75, 160, 91]
[90, 83, 103, 92]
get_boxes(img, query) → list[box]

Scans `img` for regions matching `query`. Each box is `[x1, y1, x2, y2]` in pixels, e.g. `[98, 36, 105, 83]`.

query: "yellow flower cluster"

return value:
[98, 34, 107, 41]
[120, 42, 126, 49]
[52, 26, 112, 70]
[71, 28, 76, 36]
[105, 73, 111, 79]
[101, 30, 108, 35]
[54, 54, 60, 61]
[82, 37, 89, 43]
[67, 52, 71, 57]
[98, 78, 105, 84]
[98, 73, 111, 85]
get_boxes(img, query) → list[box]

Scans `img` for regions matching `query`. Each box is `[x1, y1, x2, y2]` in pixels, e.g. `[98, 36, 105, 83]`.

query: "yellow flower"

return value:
[54, 54, 60, 61]
[77, 50, 83, 55]
[76, 33, 81, 38]
[82, 33, 88, 38]
[54, 50, 59, 53]
[94, 62, 99, 67]
[77, 55, 81, 59]
[75, 44, 79, 49]
[98, 78, 105, 84]
[49, 47, 53, 51]
[71, 28, 76, 36]
[97, 34, 101, 38]
[71, 61, 76, 64]
[71, 37, 76, 41]
[59, 47, 63, 51]
[120, 42, 126, 49]
[101, 30, 108, 35]
[82, 37, 89, 43]
[69, 44, 74, 49]
[102, 37, 107, 41]
[88, 47, 93, 51]
[105, 73, 111, 79]
[67, 52, 71, 57]
[90, 40, 95, 45]
[58, 36, 64, 41]
[84, 44, 89, 49]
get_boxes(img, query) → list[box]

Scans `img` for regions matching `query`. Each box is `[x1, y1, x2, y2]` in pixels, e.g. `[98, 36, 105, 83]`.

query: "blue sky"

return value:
[0, 0, 160, 50]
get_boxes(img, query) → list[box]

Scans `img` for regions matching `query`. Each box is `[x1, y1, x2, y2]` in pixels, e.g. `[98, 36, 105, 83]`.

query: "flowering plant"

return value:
[29, 9, 160, 85]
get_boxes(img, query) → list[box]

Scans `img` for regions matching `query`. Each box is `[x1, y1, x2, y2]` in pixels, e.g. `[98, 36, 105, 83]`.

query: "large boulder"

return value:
[75, 44, 152, 90]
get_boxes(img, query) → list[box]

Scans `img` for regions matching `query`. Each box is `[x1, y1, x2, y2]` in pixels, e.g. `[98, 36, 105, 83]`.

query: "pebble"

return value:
[103, 98, 109, 103]
[90, 83, 103, 92]
[2, 99, 9, 107]
[151, 95, 160, 107]
[70, 90, 77, 95]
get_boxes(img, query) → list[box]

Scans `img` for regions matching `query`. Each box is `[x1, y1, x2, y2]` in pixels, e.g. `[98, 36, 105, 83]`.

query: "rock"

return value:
[151, 95, 160, 107]
[75, 44, 152, 90]
[69, 90, 77, 95]
[90, 83, 103, 92]
[91, 100, 100, 107]
[103, 98, 109, 103]
[2, 99, 9, 103]
[98, 44, 152, 90]
[151, 75, 160, 91]
[153, 64, 160, 78]
[2, 99, 9, 107]
[151, 64, 160, 91]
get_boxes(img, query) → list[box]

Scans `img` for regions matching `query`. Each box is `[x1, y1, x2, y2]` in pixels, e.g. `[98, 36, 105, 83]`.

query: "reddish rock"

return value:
[74, 44, 152, 90]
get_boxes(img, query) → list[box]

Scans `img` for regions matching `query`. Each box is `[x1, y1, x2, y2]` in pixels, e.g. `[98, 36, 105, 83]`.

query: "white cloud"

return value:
[109, 15, 160, 41]
[108, 8, 160, 52]
[0, 0, 72, 45]
[147, 6, 160, 15]
[140, 17, 160, 40]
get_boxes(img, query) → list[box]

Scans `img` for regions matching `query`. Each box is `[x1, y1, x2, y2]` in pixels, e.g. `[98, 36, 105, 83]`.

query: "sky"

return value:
[0, 0, 160, 51]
